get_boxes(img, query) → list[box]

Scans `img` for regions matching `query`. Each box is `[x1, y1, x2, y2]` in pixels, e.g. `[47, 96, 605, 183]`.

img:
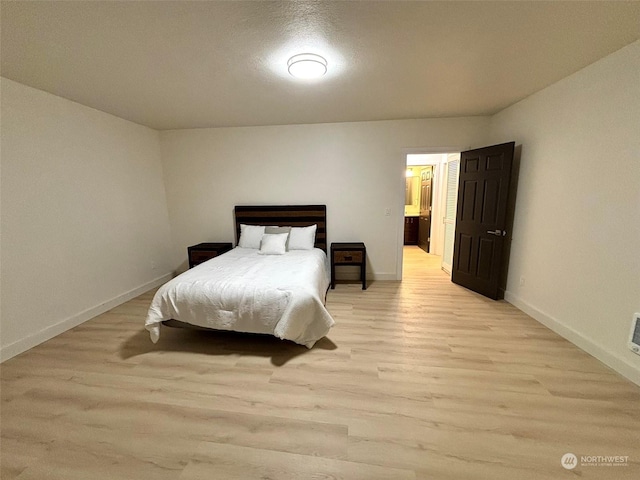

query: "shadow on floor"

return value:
[119, 326, 337, 367]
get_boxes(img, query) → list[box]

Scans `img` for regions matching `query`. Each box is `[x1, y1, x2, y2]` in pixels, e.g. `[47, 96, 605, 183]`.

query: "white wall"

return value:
[160, 118, 490, 277]
[0, 78, 174, 360]
[489, 41, 640, 384]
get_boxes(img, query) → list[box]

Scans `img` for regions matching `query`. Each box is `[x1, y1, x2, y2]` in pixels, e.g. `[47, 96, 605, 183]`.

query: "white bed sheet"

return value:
[145, 247, 334, 348]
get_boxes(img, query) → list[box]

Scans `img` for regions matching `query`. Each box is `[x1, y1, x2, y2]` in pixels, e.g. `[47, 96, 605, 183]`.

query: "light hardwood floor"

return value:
[2, 246, 639, 479]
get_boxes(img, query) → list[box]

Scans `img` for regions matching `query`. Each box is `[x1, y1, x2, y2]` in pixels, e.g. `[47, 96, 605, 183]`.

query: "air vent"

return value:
[629, 313, 640, 356]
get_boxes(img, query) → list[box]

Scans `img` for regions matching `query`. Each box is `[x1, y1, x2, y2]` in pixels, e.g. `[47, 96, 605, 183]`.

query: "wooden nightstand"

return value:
[187, 242, 233, 268]
[330, 242, 367, 290]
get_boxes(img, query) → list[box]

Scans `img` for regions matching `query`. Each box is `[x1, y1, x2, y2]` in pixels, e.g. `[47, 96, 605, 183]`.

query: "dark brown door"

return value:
[451, 142, 514, 299]
[418, 167, 433, 253]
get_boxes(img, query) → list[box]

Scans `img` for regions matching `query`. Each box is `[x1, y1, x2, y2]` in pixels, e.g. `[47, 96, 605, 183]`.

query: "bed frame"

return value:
[161, 204, 328, 332]
[234, 205, 327, 252]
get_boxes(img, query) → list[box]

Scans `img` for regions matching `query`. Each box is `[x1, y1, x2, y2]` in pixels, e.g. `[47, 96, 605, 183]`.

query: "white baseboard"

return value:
[0, 273, 172, 363]
[505, 291, 640, 387]
[372, 273, 400, 281]
[335, 271, 398, 282]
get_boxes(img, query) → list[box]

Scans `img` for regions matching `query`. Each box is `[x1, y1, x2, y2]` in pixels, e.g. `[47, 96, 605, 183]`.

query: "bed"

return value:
[145, 205, 335, 348]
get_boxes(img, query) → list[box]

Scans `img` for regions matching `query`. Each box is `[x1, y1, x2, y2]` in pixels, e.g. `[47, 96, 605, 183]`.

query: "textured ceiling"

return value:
[2, 1, 639, 130]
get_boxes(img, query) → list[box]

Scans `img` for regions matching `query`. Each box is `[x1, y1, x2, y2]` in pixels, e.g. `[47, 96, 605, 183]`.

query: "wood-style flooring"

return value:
[2, 246, 639, 479]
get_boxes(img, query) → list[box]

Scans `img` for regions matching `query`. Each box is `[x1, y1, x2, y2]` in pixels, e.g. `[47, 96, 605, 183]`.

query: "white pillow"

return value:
[258, 233, 288, 255]
[238, 224, 265, 249]
[265, 226, 292, 250]
[288, 224, 317, 250]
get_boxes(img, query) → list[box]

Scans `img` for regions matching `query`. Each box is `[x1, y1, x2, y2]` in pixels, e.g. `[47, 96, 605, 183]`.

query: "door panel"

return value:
[460, 181, 477, 221]
[418, 166, 433, 253]
[456, 234, 473, 273]
[481, 179, 500, 224]
[465, 156, 480, 172]
[477, 238, 495, 279]
[418, 216, 431, 251]
[451, 142, 514, 299]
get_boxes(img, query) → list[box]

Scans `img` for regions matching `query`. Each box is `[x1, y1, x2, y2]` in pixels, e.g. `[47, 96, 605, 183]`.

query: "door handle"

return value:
[487, 229, 506, 236]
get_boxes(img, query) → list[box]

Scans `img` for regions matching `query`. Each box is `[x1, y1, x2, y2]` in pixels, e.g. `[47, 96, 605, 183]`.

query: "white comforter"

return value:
[145, 247, 335, 348]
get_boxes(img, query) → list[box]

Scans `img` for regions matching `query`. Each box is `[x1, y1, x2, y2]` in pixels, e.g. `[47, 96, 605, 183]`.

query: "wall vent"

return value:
[629, 313, 640, 356]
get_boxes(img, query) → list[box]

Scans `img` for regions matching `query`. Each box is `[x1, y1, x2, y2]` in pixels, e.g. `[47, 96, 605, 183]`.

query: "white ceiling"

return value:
[2, 1, 639, 130]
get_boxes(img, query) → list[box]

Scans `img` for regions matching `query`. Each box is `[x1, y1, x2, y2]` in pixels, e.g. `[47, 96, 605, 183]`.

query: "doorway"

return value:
[401, 143, 517, 301]
[404, 152, 460, 275]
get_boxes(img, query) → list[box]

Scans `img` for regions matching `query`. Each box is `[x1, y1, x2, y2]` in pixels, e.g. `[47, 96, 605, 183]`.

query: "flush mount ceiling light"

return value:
[287, 53, 327, 79]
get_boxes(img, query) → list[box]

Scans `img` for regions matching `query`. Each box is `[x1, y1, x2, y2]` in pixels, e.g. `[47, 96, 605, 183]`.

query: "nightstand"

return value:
[330, 242, 367, 290]
[187, 242, 233, 268]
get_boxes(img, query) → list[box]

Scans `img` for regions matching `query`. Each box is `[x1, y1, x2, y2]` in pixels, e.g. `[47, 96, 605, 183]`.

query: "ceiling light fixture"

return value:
[287, 53, 327, 79]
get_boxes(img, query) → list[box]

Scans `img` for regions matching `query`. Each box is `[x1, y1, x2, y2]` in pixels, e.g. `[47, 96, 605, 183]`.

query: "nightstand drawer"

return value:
[334, 251, 363, 264]
[190, 250, 221, 266]
[187, 242, 233, 268]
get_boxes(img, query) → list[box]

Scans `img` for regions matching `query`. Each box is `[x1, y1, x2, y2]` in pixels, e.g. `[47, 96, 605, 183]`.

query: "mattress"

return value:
[145, 247, 335, 348]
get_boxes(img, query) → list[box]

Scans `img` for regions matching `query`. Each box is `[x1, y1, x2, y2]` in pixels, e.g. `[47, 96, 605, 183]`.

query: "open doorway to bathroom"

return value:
[404, 152, 460, 275]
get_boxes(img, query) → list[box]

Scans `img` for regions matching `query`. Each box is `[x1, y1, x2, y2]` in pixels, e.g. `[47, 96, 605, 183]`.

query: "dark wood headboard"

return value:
[234, 205, 327, 252]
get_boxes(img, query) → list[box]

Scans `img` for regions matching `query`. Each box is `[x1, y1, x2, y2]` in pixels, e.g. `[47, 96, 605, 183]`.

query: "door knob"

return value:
[487, 229, 506, 236]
